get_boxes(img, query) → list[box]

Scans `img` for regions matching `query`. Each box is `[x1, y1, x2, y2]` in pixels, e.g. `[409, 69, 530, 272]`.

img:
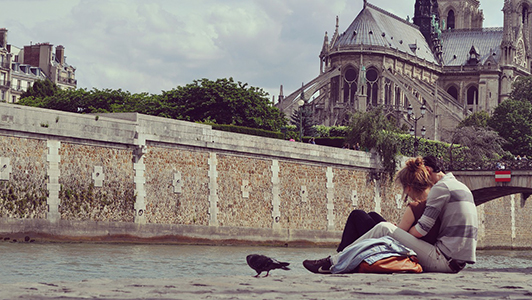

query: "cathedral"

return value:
[275, 0, 532, 142]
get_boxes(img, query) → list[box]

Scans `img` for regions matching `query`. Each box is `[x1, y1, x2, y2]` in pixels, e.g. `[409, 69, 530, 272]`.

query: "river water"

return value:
[1, 242, 531, 284]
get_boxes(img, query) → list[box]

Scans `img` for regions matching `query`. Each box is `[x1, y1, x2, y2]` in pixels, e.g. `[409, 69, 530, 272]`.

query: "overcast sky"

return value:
[1, 0, 505, 101]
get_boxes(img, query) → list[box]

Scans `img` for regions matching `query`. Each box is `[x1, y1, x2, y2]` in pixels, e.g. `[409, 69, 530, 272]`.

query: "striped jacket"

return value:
[414, 173, 478, 263]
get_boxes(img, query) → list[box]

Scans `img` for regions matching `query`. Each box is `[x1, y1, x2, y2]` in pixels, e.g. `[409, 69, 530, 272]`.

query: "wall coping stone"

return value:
[0, 103, 379, 170]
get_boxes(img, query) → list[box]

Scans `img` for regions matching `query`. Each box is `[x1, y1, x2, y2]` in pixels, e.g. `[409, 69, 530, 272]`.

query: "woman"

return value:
[336, 157, 440, 252]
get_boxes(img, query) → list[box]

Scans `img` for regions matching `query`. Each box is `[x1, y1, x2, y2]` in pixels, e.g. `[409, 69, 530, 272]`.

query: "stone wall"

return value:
[0, 103, 529, 248]
[0, 135, 48, 219]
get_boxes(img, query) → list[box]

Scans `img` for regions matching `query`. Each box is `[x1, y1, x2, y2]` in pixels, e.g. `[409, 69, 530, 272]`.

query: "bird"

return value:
[246, 254, 290, 277]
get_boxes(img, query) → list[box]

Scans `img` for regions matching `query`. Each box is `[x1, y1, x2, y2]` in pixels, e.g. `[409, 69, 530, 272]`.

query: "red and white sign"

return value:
[495, 170, 511, 182]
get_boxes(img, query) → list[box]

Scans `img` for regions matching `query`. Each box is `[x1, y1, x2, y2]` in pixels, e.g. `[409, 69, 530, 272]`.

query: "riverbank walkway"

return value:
[2, 268, 531, 299]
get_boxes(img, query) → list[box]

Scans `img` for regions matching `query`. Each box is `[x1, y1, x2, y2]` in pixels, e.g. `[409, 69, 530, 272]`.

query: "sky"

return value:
[0, 0, 505, 101]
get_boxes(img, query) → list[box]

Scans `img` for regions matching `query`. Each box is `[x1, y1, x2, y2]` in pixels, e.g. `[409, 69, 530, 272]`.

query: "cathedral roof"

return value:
[441, 28, 503, 66]
[332, 3, 438, 64]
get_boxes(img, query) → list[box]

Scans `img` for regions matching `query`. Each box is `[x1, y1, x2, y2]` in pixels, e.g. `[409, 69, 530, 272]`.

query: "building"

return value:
[0, 28, 77, 103]
[276, 0, 531, 142]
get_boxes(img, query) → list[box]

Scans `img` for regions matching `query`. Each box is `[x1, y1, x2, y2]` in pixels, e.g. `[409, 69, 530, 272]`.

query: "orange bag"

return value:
[357, 256, 423, 273]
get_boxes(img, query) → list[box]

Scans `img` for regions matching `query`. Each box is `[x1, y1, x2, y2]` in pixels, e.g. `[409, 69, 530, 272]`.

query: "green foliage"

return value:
[458, 111, 490, 128]
[17, 77, 287, 132]
[161, 78, 286, 131]
[313, 125, 348, 137]
[489, 99, 532, 156]
[509, 76, 532, 103]
[449, 126, 508, 164]
[290, 104, 317, 138]
[397, 133, 450, 158]
[329, 126, 349, 137]
[21, 79, 59, 99]
[346, 106, 402, 175]
[313, 125, 330, 137]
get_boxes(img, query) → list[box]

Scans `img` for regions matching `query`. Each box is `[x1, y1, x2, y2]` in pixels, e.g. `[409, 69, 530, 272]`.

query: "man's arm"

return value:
[408, 226, 423, 238]
[414, 183, 449, 237]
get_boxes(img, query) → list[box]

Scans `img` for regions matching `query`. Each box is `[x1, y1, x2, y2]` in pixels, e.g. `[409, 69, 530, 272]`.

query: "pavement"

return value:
[2, 268, 532, 299]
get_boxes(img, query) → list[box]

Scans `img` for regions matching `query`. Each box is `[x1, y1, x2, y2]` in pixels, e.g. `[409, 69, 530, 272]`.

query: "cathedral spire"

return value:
[413, 0, 442, 62]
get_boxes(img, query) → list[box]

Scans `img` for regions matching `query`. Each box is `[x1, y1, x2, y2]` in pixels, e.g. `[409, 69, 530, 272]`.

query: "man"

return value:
[303, 156, 478, 273]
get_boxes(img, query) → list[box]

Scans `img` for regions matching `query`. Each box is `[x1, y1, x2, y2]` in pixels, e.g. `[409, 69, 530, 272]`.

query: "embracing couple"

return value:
[304, 156, 478, 274]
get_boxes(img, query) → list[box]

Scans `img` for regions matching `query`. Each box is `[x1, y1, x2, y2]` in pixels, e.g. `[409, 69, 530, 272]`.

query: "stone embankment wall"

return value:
[0, 103, 528, 248]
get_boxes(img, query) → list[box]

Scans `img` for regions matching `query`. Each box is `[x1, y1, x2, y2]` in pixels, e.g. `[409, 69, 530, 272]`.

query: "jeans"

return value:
[337, 210, 386, 252]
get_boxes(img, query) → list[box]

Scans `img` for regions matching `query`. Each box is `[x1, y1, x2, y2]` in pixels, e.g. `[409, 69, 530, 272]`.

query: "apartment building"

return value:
[0, 28, 76, 103]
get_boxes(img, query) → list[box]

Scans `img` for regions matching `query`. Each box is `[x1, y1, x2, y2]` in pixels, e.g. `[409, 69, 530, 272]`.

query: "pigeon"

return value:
[246, 254, 290, 277]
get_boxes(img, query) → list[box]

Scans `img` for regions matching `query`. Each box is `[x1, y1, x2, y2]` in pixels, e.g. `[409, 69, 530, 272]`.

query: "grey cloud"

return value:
[1, 0, 504, 99]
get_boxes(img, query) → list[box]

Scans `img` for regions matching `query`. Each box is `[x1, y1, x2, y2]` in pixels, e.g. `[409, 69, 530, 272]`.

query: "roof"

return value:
[332, 3, 438, 64]
[441, 28, 503, 66]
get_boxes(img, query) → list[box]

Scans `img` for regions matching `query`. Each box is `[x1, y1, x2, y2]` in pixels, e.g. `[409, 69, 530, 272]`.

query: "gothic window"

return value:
[523, 6, 529, 24]
[384, 79, 392, 105]
[395, 86, 401, 107]
[447, 86, 459, 101]
[447, 10, 455, 29]
[467, 86, 478, 106]
[331, 76, 340, 104]
[343, 67, 358, 105]
[365, 68, 379, 107]
[516, 39, 526, 67]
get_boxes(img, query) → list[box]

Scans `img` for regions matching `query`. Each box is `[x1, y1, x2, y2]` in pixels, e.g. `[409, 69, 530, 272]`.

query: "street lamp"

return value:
[297, 99, 305, 142]
[407, 101, 426, 157]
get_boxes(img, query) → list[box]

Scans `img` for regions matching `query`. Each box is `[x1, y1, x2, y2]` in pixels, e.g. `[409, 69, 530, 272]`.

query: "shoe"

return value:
[303, 256, 332, 274]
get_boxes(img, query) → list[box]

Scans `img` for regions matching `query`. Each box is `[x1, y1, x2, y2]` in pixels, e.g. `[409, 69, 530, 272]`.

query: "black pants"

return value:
[337, 210, 386, 252]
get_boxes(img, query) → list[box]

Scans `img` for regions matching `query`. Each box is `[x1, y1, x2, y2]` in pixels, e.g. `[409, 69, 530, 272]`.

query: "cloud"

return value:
[1, 0, 505, 99]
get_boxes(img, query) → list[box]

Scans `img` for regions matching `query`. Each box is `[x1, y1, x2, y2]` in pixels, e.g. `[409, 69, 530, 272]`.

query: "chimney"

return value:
[56, 45, 65, 65]
[0, 28, 7, 49]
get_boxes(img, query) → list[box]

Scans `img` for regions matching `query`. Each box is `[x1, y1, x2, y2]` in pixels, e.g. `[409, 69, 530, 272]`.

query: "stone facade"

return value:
[0, 28, 77, 103]
[0, 103, 530, 248]
[276, 0, 532, 142]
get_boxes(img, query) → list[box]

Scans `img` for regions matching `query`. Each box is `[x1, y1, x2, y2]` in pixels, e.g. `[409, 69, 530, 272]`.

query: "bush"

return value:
[313, 125, 348, 137]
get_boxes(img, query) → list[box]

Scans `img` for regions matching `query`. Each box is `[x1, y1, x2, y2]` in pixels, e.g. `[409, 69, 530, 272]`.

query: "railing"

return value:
[444, 159, 532, 171]
[58, 77, 77, 85]
[0, 80, 10, 88]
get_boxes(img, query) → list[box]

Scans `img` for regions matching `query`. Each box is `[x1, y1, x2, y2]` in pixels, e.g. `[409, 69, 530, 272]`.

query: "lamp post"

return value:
[407, 101, 426, 157]
[297, 99, 305, 142]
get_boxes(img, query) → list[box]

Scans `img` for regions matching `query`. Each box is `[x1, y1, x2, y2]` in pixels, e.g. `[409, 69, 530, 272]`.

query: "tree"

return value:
[290, 104, 317, 139]
[449, 126, 508, 166]
[160, 78, 286, 131]
[17, 77, 287, 132]
[18, 88, 157, 114]
[457, 111, 490, 128]
[489, 99, 532, 156]
[346, 106, 402, 175]
[508, 76, 532, 103]
[21, 79, 59, 99]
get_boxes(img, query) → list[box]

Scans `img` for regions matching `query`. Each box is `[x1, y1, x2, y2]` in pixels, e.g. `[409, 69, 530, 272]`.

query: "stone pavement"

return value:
[1, 268, 532, 299]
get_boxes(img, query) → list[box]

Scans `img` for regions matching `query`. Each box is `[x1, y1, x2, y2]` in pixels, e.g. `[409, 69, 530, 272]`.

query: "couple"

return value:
[304, 156, 478, 274]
